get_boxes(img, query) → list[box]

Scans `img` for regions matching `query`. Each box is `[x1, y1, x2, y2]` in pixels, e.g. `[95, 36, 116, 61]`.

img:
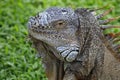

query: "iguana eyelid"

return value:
[54, 20, 67, 29]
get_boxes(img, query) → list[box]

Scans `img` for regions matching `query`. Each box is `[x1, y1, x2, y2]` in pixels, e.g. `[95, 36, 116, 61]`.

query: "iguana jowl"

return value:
[28, 7, 120, 80]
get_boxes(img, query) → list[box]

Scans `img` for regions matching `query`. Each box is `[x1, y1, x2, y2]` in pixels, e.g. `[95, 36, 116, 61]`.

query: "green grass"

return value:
[0, 0, 120, 80]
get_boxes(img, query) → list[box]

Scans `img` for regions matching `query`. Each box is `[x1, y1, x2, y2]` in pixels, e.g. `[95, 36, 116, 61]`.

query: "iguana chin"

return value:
[28, 7, 120, 80]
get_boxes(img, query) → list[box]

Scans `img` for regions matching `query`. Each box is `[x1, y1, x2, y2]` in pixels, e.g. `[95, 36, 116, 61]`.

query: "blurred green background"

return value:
[0, 0, 120, 80]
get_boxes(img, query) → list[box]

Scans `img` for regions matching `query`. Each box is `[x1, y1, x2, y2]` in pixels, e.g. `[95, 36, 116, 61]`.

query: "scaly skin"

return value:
[28, 7, 80, 62]
[28, 7, 120, 80]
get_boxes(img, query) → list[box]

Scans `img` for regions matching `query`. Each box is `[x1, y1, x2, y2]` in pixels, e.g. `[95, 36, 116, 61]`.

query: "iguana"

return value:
[27, 7, 120, 80]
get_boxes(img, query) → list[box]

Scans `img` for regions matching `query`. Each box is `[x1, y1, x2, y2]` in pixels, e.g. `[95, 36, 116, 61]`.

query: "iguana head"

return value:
[28, 7, 79, 47]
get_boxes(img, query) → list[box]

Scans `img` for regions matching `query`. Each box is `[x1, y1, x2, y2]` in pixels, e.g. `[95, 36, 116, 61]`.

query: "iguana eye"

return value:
[54, 20, 67, 29]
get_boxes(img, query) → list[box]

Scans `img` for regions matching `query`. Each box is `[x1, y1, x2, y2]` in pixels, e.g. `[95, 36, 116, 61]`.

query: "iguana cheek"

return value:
[29, 30, 67, 46]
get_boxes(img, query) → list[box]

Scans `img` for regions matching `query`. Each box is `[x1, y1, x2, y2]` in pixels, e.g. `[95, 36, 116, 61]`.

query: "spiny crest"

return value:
[76, 7, 120, 55]
[94, 8, 120, 55]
